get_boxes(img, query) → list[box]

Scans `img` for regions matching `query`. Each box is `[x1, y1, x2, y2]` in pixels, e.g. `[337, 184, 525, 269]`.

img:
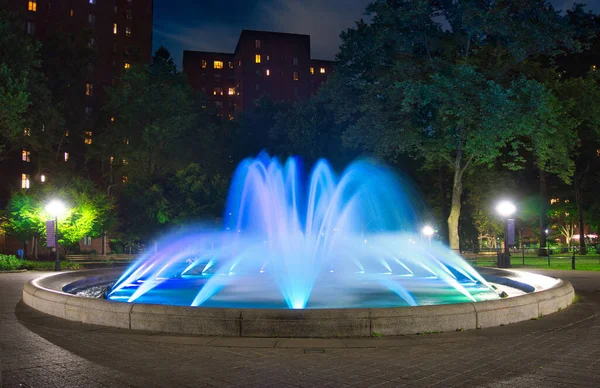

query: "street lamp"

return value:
[495, 200, 516, 268]
[421, 225, 434, 244]
[45, 199, 67, 271]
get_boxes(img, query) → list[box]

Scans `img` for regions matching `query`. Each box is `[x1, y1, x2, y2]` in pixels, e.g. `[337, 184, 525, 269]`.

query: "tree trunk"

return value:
[102, 231, 107, 255]
[448, 156, 464, 251]
[32, 236, 38, 260]
[574, 174, 587, 254]
[538, 169, 548, 255]
[439, 166, 449, 244]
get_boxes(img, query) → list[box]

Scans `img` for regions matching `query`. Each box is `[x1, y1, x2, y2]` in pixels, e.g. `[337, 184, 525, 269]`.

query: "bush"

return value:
[0, 254, 81, 271]
[0, 255, 22, 271]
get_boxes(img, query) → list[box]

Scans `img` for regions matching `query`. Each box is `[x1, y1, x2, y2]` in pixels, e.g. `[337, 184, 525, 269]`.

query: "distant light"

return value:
[421, 225, 434, 237]
[545, 229, 549, 235]
[496, 200, 516, 218]
[363, 239, 368, 243]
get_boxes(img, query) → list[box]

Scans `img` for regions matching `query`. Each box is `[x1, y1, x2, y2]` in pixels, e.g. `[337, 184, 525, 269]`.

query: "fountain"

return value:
[107, 152, 499, 309]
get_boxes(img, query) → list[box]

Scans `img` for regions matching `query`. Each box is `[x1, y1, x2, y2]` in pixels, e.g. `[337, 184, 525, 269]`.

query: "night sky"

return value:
[153, 0, 600, 68]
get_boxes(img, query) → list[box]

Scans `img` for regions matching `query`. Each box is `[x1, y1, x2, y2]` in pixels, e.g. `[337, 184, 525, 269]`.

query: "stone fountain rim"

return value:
[22, 268, 574, 338]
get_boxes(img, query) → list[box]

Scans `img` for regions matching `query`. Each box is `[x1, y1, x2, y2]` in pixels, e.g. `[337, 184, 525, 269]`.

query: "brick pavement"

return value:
[1, 270, 600, 387]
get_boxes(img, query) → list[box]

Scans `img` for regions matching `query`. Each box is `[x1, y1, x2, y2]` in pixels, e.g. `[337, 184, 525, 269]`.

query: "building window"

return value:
[215, 101, 223, 108]
[88, 13, 96, 24]
[28, 1, 37, 11]
[293, 71, 299, 81]
[201, 60, 207, 68]
[229, 61, 233, 69]
[84, 131, 93, 144]
[255, 54, 261, 64]
[24, 128, 31, 136]
[122, 175, 128, 183]
[214, 61, 223, 69]
[255, 39, 261, 49]
[21, 174, 30, 189]
[40, 174, 46, 183]
[320, 67, 326, 74]
[293, 86, 299, 97]
[256, 84, 261, 91]
[126, 10, 132, 19]
[266, 69, 270, 76]
[310, 67, 314, 75]
[22, 149, 31, 162]
[26, 21, 35, 35]
[213, 87, 223, 96]
[266, 55, 270, 61]
[113, 23, 118, 35]
[70, 8, 74, 16]
[255, 69, 260, 76]
[228, 87, 235, 96]
[125, 27, 132, 37]
[85, 107, 93, 117]
[124, 62, 131, 69]
[293, 56, 298, 66]
[88, 38, 95, 49]
[85, 83, 94, 96]
[64, 152, 69, 162]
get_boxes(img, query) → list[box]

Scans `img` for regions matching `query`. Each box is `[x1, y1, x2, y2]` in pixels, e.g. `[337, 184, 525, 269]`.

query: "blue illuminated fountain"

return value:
[108, 153, 498, 309]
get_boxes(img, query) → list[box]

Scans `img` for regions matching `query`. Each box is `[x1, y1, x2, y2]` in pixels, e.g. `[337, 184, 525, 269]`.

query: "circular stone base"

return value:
[22, 268, 574, 338]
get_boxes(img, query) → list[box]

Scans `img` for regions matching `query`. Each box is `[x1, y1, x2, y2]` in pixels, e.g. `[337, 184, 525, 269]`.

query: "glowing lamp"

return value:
[45, 199, 67, 219]
[421, 225, 434, 237]
[495, 200, 516, 218]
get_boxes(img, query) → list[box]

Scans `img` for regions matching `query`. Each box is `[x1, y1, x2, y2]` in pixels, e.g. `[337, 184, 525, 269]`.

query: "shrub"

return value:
[0, 255, 22, 271]
[0, 254, 81, 271]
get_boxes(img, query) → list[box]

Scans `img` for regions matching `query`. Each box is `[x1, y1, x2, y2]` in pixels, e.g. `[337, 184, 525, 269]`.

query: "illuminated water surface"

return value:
[108, 153, 498, 309]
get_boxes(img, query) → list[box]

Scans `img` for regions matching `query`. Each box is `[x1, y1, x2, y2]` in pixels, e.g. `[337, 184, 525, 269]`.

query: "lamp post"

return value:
[421, 225, 434, 244]
[495, 200, 516, 268]
[45, 199, 66, 271]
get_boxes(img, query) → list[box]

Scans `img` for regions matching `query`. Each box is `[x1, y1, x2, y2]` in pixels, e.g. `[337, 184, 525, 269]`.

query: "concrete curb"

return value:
[22, 269, 575, 338]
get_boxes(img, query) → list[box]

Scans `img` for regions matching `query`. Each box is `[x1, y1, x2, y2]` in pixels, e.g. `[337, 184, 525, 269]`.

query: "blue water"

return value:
[108, 153, 498, 308]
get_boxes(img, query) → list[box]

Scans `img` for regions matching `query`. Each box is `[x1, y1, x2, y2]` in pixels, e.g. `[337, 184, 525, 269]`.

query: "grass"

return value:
[468, 253, 600, 271]
[0, 254, 81, 271]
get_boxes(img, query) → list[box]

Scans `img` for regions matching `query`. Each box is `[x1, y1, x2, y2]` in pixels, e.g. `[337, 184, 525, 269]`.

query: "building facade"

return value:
[0, 0, 153, 200]
[183, 30, 334, 118]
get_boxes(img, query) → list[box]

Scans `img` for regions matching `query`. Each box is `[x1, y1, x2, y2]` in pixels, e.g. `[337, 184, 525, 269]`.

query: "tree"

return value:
[2, 178, 115, 255]
[330, 0, 580, 250]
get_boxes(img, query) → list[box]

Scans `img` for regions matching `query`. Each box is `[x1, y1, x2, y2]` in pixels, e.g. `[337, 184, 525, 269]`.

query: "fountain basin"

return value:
[23, 268, 574, 337]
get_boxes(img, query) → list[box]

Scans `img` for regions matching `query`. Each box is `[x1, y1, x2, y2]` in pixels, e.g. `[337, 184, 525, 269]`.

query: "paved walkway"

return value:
[1, 270, 600, 387]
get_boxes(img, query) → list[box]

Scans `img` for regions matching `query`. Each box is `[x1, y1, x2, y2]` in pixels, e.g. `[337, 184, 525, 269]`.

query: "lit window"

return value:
[21, 149, 31, 162]
[293, 71, 299, 81]
[201, 60, 207, 68]
[597, 149, 600, 157]
[228, 87, 235, 95]
[85, 83, 94, 96]
[593, 65, 597, 71]
[255, 54, 261, 64]
[21, 174, 30, 189]
[110, 156, 114, 164]
[23, 128, 31, 136]
[320, 68, 326, 74]
[125, 27, 132, 37]
[214, 61, 223, 69]
[28, 1, 36, 11]
[26, 21, 35, 35]
[229, 61, 233, 69]
[124, 62, 131, 69]
[293, 56, 298, 66]
[126, 10, 132, 19]
[70, 8, 74, 16]
[124, 138, 129, 145]
[88, 13, 96, 24]
[113, 23, 118, 35]
[64, 152, 69, 161]
[65, 130, 69, 137]
[122, 158, 128, 165]
[213, 87, 223, 96]
[110, 116, 115, 123]
[255, 40, 261, 49]
[550, 198, 559, 205]
[266, 55, 270, 61]
[266, 69, 270, 76]
[40, 174, 46, 183]
[122, 175, 128, 183]
[310, 67, 314, 75]
[84, 131, 93, 145]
